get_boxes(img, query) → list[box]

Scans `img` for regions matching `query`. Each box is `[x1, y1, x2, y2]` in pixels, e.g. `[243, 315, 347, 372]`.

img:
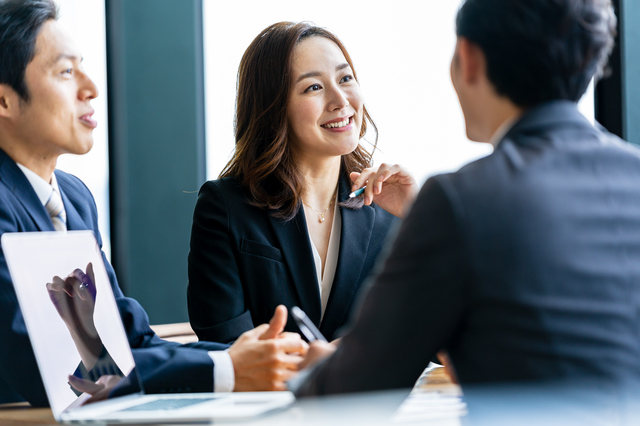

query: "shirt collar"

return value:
[15, 163, 59, 206]
[489, 112, 522, 148]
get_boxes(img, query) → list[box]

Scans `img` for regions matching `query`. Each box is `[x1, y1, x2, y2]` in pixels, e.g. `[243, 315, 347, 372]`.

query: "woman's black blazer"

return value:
[187, 175, 399, 343]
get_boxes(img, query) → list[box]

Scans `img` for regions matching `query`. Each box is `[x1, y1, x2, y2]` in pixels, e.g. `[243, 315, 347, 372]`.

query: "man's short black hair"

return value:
[456, 0, 616, 107]
[0, 0, 58, 101]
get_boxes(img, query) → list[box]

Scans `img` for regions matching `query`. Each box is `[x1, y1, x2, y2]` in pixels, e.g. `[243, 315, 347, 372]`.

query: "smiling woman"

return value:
[187, 22, 417, 344]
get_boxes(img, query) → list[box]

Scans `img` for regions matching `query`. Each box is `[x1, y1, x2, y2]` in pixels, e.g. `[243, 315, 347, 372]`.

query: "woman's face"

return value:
[287, 36, 364, 161]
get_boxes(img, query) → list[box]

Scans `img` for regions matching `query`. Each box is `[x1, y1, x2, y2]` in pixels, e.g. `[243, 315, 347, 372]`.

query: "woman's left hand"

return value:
[350, 163, 419, 218]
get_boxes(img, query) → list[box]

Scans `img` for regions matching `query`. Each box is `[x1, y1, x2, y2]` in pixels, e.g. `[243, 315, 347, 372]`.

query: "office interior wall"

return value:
[54, 0, 110, 258]
[203, 1, 595, 184]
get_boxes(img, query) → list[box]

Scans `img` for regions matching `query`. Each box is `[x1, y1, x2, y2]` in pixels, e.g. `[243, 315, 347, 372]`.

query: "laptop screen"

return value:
[2, 231, 139, 416]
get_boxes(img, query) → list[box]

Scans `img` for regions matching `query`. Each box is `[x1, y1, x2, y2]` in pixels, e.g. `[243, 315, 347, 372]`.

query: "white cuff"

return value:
[208, 350, 235, 392]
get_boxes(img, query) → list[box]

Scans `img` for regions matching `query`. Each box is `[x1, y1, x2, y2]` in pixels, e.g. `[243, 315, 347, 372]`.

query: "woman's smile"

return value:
[321, 116, 353, 132]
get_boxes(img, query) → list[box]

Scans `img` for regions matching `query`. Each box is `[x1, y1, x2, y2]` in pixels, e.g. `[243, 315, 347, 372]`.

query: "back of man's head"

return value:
[0, 0, 57, 102]
[456, 0, 616, 108]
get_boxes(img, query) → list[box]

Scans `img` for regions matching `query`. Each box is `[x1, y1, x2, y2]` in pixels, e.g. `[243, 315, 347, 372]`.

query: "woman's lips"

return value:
[321, 116, 353, 132]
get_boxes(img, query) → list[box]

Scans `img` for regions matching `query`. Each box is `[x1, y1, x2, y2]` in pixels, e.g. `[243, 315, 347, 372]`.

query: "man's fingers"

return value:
[240, 324, 269, 341]
[69, 375, 122, 404]
[68, 375, 104, 394]
[279, 354, 307, 370]
[273, 335, 309, 354]
[260, 305, 287, 340]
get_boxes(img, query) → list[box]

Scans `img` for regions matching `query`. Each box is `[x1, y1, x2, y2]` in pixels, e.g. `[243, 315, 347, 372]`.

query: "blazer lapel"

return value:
[0, 150, 55, 232]
[320, 177, 375, 337]
[267, 207, 322, 325]
[57, 180, 83, 231]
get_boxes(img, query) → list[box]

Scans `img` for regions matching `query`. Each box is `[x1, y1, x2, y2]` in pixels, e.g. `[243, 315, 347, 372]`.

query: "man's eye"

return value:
[340, 75, 353, 83]
[62, 69, 73, 75]
[304, 84, 322, 93]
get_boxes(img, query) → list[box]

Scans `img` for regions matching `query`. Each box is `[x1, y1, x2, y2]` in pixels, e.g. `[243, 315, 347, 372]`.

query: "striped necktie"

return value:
[45, 188, 67, 231]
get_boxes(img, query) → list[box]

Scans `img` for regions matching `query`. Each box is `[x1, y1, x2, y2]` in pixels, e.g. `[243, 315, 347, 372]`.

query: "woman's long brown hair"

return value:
[220, 22, 377, 221]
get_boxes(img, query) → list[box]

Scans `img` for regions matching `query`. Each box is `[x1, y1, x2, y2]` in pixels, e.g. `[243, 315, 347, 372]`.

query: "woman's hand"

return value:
[350, 163, 419, 218]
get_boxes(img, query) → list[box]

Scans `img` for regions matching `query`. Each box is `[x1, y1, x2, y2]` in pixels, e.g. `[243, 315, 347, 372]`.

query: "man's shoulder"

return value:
[54, 169, 88, 190]
[54, 169, 94, 200]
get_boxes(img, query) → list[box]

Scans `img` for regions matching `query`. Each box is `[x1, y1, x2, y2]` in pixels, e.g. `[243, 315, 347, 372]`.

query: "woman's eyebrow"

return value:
[295, 63, 351, 83]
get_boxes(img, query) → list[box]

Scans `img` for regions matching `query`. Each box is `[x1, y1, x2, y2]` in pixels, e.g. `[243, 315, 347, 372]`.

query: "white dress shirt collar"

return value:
[16, 163, 60, 206]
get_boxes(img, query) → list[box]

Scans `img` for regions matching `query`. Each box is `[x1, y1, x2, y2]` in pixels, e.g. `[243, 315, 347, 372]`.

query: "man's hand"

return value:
[68, 374, 123, 404]
[299, 340, 337, 370]
[350, 163, 419, 218]
[229, 305, 308, 391]
[437, 351, 459, 384]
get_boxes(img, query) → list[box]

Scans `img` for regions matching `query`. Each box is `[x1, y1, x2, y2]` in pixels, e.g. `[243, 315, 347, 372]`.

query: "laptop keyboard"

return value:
[121, 397, 218, 412]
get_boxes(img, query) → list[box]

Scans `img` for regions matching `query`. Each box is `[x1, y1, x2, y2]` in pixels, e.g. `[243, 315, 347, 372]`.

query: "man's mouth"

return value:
[321, 116, 352, 129]
[79, 111, 97, 128]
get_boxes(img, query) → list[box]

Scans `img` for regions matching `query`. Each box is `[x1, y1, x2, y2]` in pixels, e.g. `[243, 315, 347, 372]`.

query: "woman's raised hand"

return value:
[350, 163, 419, 218]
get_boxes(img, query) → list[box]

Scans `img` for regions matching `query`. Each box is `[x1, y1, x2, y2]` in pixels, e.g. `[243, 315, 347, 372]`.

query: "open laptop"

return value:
[2, 231, 294, 424]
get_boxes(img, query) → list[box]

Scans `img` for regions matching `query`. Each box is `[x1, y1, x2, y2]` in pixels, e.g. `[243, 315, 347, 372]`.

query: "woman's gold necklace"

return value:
[302, 189, 337, 223]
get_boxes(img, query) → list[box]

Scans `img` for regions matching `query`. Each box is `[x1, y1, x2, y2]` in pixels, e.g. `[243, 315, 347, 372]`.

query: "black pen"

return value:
[291, 306, 327, 342]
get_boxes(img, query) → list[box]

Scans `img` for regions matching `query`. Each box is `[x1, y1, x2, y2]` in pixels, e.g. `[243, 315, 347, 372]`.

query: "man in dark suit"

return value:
[294, 0, 640, 395]
[0, 0, 306, 406]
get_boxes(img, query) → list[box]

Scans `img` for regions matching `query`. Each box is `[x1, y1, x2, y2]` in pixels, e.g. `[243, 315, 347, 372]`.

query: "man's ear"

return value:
[0, 84, 19, 119]
[457, 37, 486, 86]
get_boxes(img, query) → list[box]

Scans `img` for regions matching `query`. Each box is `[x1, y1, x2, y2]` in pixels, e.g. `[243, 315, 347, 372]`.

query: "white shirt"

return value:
[16, 163, 60, 206]
[308, 201, 341, 319]
[15, 163, 235, 392]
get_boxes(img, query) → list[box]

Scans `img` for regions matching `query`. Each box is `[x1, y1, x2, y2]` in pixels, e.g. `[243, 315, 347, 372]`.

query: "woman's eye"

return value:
[340, 75, 353, 83]
[304, 84, 322, 93]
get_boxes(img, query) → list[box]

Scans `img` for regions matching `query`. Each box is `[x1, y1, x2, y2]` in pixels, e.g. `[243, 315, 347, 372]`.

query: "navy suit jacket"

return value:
[188, 175, 399, 343]
[0, 149, 227, 406]
[296, 101, 640, 395]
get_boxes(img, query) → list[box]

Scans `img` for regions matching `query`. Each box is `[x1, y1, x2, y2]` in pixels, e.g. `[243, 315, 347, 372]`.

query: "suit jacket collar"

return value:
[0, 148, 55, 232]
[497, 100, 592, 149]
[266, 173, 376, 333]
[56, 172, 84, 231]
[267, 196, 322, 323]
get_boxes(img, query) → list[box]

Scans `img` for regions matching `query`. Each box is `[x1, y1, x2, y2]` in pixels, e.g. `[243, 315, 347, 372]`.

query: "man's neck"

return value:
[0, 135, 56, 183]
[483, 99, 524, 147]
[488, 111, 522, 148]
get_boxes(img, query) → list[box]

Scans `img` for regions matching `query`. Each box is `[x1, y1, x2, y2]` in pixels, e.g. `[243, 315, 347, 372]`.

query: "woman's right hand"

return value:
[350, 163, 419, 218]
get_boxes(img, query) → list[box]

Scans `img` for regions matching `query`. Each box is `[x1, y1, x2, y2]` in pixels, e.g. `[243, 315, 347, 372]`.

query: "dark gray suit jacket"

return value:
[296, 101, 640, 395]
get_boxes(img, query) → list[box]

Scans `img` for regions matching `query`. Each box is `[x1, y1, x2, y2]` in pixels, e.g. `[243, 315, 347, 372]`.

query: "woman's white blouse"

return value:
[308, 201, 341, 319]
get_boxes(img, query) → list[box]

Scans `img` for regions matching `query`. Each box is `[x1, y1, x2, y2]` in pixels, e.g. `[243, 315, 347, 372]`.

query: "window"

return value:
[55, 0, 110, 258]
[203, 1, 594, 184]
